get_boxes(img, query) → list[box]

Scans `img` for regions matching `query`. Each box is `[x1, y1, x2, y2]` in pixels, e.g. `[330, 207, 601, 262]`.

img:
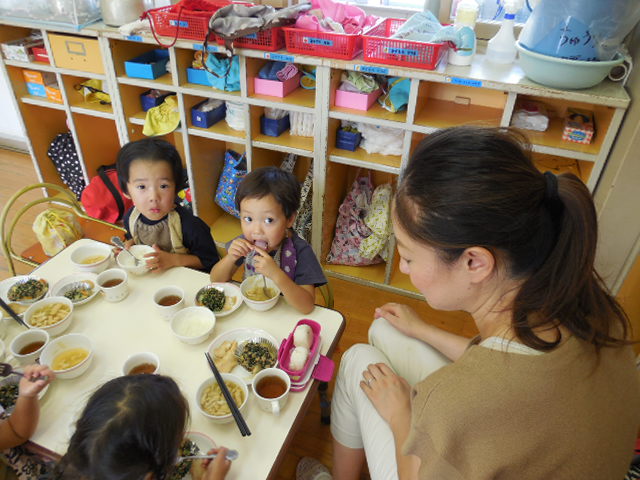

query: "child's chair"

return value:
[0, 182, 125, 276]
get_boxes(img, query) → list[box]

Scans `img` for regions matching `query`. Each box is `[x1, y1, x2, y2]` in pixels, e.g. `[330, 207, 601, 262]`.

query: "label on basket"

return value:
[192, 43, 223, 53]
[126, 35, 143, 42]
[384, 47, 419, 57]
[264, 53, 295, 62]
[354, 65, 389, 75]
[244, 33, 258, 40]
[446, 76, 483, 88]
[302, 37, 333, 47]
[169, 20, 189, 28]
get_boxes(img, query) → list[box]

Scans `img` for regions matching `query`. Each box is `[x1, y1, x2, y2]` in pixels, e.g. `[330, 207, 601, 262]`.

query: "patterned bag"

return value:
[293, 164, 313, 243]
[47, 132, 86, 199]
[326, 175, 383, 266]
[32, 208, 83, 257]
[215, 149, 246, 218]
[359, 183, 392, 261]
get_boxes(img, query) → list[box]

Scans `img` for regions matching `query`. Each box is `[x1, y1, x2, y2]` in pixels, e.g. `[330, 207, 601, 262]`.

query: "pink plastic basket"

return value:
[220, 27, 285, 51]
[362, 18, 449, 70]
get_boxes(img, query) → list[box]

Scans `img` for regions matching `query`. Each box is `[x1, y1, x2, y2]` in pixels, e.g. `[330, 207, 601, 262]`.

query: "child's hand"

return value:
[19, 364, 54, 398]
[201, 447, 232, 480]
[252, 246, 279, 278]
[145, 244, 174, 273]
[227, 238, 253, 260]
[112, 238, 134, 256]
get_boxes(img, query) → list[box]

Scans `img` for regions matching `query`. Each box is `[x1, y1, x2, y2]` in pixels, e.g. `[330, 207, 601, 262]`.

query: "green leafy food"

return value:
[238, 341, 276, 374]
[199, 288, 226, 312]
[169, 439, 200, 480]
[7, 279, 46, 302]
[0, 384, 18, 411]
[63, 284, 93, 302]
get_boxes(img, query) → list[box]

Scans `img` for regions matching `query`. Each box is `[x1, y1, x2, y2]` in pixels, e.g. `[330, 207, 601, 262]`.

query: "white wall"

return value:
[0, 69, 27, 150]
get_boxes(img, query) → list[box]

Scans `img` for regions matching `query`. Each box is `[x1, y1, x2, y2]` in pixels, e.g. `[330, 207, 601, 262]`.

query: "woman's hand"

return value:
[18, 364, 54, 398]
[201, 447, 232, 480]
[227, 238, 254, 261]
[252, 246, 279, 279]
[361, 363, 411, 427]
[375, 303, 425, 340]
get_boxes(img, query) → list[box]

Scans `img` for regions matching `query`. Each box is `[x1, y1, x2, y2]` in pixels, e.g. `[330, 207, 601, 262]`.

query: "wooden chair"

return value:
[0, 182, 125, 276]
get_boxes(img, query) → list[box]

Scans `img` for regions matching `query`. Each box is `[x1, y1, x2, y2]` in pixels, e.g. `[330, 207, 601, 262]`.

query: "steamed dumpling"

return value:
[289, 346, 309, 371]
[293, 324, 313, 349]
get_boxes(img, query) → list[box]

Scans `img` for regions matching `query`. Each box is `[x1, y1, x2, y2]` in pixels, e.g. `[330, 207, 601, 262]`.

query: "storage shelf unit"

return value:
[0, 20, 630, 299]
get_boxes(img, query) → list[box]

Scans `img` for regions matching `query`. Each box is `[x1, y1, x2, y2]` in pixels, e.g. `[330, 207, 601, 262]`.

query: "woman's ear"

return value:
[461, 247, 495, 284]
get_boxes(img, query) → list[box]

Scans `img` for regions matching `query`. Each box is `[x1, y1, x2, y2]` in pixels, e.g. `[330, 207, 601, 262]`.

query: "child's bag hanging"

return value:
[47, 132, 86, 199]
[81, 165, 133, 224]
[326, 175, 383, 266]
[32, 208, 83, 257]
[215, 149, 247, 218]
[359, 183, 392, 261]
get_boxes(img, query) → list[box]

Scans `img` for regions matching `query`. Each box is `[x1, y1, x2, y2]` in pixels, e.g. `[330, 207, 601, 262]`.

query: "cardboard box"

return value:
[125, 50, 169, 80]
[335, 88, 382, 111]
[48, 33, 104, 74]
[187, 68, 213, 86]
[140, 90, 175, 112]
[26, 82, 46, 97]
[45, 85, 63, 104]
[192, 100, 226, 128]
[336, 128, 362, 151]
[22, 69, 56, 86]
[254, 72, 300, 98]
[562, 108, 595, 145]
[261, 114, 290, 137]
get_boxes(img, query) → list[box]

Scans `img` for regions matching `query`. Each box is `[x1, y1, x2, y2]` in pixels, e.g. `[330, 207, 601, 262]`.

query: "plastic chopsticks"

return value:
[204, 352, 251, 437]
[0, 297, 29, 329]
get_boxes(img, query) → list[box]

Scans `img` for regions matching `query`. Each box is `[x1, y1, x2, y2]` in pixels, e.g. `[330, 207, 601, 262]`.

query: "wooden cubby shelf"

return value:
[0, 20, 630, 298]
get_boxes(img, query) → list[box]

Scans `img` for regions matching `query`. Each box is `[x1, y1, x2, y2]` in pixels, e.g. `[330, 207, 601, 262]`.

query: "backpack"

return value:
[81, 165, 133, 224]
[47, 132, 86, 199]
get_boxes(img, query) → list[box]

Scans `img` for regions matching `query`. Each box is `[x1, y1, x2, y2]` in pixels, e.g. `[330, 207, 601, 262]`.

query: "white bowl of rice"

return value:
[170, 307, 216, 345]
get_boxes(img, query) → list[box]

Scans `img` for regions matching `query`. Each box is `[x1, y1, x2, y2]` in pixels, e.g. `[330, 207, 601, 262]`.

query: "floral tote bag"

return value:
[326, 175, 383, 266]
[359, 183, 392, 261]
[215, 149, 246, 218]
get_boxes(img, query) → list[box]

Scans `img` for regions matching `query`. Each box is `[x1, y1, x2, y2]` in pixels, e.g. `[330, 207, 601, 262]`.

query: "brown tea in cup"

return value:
[158, 295, 181, 306]
[128, 363, 157, 375]
[19, 341, 45, 355]
[101, 278, 123, 288]
[256, 375, 288, 399]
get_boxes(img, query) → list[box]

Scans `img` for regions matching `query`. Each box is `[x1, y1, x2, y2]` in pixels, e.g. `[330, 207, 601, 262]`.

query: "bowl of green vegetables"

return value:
[195, 283, 242, 318]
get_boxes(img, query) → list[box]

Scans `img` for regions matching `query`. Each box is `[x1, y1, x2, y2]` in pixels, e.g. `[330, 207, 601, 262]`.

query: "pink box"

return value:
[254, 72, 301, 98]
[335, 88, 382, 111]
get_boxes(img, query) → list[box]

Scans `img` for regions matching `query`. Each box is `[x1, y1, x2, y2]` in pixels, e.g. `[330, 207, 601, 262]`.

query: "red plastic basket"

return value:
[217, 27, 285, 52]
[147, 6, 216, 42]
[283, 24, 375, 60]
[362, 18, 449, 70]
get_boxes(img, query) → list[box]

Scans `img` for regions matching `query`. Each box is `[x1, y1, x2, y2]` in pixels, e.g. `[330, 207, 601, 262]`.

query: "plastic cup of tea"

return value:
[123, 351, 160, 376]
[9, 328, 50, 366]
[97, 268, 129, 303]
[251, 367, 291, 416]
[153, 286, 185, 320]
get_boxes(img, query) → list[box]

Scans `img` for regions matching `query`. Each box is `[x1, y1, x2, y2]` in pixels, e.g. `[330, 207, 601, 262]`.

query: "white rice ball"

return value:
[289, 346, 309, 371]
[293, 324, 313, 349]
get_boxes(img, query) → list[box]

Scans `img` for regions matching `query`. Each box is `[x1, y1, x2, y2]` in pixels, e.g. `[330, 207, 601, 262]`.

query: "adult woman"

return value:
[55, 374, 232, 480]
[301, 126, 640, 480]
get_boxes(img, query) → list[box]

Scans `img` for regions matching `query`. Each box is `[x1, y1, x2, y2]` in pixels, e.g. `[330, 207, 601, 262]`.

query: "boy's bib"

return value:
[128, 207, 187, 254]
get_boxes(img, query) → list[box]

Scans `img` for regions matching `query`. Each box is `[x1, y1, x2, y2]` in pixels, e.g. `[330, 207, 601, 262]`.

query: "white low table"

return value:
[6, 239, 345, 479]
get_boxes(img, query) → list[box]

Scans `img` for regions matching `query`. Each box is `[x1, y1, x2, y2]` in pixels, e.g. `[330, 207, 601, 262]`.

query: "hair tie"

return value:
[543, 171, 559, 202]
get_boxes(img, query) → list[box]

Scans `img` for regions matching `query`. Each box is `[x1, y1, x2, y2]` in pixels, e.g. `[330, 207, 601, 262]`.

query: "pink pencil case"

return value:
[278, 319, 334, 390]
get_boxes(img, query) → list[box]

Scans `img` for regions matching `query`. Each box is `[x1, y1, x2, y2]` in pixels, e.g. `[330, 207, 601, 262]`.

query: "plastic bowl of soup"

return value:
[240, 276, 280, 312]
[40, 333, 93, 380]
[196, 373, 248, 424]
[70, 244, 112, 274]
[24, 296, 74, 337]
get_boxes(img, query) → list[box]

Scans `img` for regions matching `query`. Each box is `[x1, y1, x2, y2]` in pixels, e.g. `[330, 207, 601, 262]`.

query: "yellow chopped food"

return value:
[52, 348, 89, 370]
[80, 255, 106, 265]
[245, 287, 277, 302]
[28, 303, 70, 328]
[200, 380, 244, 416]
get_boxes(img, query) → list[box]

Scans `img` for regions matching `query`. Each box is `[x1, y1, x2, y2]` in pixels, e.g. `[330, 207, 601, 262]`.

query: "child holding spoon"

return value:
[210, 167, 326, 314]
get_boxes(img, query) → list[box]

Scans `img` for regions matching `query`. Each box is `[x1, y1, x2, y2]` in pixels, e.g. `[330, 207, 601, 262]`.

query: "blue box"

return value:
[124, 49, 169, 80]
[191, 100, 226, 128]
[26, 82, 46, 97]
[261, 114, 290, 137]
[140, 90, 175, 112]
[336, 129, 362, 151]
[187, 68, 213, 86]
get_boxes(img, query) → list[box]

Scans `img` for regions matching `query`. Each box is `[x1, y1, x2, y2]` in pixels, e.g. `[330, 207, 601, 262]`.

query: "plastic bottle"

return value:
[449, 0, 479, 66]
[486, 0, 518, 65]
